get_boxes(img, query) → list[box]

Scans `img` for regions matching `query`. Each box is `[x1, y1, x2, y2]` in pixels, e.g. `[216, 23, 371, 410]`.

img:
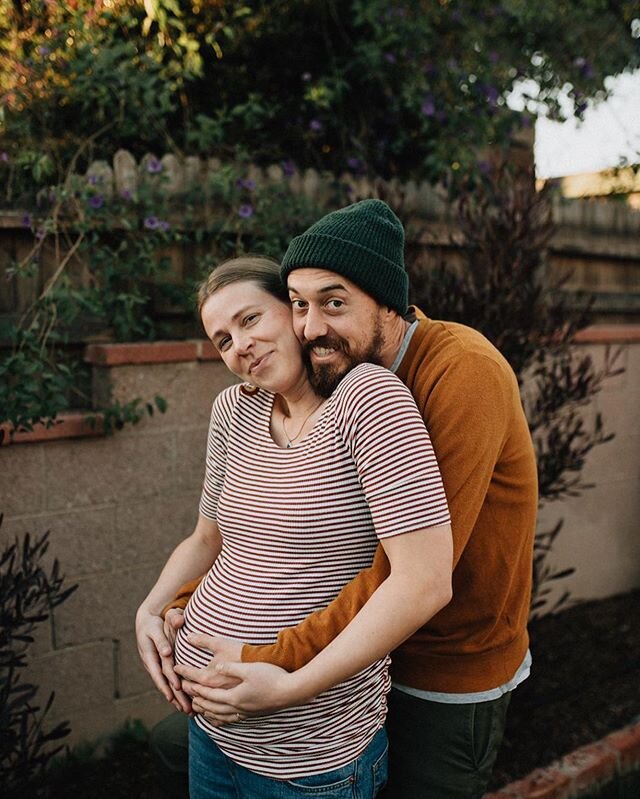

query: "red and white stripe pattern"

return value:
[174, 363, 450, 778]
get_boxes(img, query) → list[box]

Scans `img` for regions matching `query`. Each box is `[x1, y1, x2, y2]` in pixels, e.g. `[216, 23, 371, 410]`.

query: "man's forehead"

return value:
[287, 268, 355, 294]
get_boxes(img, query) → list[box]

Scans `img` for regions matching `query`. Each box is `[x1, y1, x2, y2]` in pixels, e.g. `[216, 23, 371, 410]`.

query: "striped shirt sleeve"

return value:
[198, 385, 241, 520]
[334, 363, 450, 539]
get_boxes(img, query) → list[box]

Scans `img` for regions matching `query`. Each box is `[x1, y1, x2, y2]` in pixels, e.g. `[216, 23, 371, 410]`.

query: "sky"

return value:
[519, 70, 640, 179]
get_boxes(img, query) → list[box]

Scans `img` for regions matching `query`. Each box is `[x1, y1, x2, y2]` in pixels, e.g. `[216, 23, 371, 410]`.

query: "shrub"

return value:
[0, 516, 77, 796]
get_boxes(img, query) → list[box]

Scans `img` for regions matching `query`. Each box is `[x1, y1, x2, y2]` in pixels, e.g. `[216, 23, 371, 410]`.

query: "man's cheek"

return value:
[292, 317, 307, 343]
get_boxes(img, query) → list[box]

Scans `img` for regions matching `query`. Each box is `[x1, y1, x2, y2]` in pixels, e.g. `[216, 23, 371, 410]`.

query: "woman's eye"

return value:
[244, 314, 258, 325]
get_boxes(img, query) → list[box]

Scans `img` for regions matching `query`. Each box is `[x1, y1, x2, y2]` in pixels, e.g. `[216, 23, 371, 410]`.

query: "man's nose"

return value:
[302, 306, 328, 341]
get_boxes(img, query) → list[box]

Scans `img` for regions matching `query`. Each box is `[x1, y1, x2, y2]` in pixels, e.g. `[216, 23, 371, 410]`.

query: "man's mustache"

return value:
[301, 335, 349, 355]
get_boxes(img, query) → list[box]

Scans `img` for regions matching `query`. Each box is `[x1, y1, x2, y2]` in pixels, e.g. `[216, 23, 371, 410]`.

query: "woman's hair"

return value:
[197, 255, 289, 315]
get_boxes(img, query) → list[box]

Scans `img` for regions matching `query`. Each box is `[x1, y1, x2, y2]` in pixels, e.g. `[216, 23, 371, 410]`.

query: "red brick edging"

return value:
[484, 720, 640, 798]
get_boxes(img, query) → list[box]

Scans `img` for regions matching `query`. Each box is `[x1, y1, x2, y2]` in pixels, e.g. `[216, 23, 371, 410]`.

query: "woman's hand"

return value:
[135, 606, 192, 713]
[174, 633, 303, 725]
[163, 607, 185, 649]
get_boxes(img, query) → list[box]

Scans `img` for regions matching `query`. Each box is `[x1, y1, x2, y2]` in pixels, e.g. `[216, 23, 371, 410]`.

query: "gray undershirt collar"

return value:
[390, 319, 419, 374]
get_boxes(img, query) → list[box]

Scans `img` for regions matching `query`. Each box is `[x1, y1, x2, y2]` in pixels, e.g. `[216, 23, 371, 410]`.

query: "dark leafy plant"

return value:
[0, 515, 77, 796]
[403, 165, 622, 616]
[0, 152, 327, 436]
[0, 1, 638, 190]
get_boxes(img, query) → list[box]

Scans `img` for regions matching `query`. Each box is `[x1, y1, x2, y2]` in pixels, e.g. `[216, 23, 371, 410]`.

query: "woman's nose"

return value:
[234, 333, 254, 355]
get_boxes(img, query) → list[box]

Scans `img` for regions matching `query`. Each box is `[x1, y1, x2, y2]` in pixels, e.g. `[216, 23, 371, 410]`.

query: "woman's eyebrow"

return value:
[209, 305, 256, 339]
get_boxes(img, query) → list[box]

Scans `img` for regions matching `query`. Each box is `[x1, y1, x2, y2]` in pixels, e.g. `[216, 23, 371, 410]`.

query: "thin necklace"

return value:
[281, 399, 324, 448]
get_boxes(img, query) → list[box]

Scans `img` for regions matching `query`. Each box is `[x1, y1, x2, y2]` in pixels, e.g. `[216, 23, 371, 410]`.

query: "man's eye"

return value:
[291, 299, 307, 310]
[218, 336, 231, 351]
[327, 299, 344, 309]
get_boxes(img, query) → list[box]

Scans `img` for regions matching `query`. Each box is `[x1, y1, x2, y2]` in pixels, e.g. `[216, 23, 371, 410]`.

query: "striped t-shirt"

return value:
[174, 363, 450, 779]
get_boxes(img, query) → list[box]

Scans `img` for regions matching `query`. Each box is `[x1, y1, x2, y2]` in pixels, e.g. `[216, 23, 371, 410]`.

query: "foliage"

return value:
[41, 719, 156, 799]
[1, 1, 638, 192]
[403, 165, 621, 616]
[0, 154, 327, 435]
[0, 516, 77, 797]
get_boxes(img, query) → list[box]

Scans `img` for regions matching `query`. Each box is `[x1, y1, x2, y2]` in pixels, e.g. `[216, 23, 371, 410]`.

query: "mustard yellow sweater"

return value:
[169, 311, 538, 692]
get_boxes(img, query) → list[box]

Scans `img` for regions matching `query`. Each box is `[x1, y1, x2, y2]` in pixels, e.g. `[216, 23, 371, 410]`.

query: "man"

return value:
[137, 199, 538, 798]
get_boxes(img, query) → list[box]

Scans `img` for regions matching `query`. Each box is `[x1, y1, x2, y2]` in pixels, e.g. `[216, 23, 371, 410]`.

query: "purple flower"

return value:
[484, 85, 500, 106]
[384, 53, 397, 64]
[347, 157, 367, 175]
[421, 97, 435, 116]
[159, 220, 170, 232]
[89, 194, 104, 209]
[301, 72, 312, 82]
[38, 46, 51, 57]
[144, 216, 160, 230]
[574, 57, 594, 79]
[22, 213, 33, 228]
[35, 227, 46, 241]
[281, 159, 296, 177]
[120, 188, 133, 201]
[236, 178, 256, 191]
[309, 119, 323, 132]
[146, 157, 163, 174]
[0, 152, 8, 163]
[237, 204, 254, 219]
[87, 174, 100, 186]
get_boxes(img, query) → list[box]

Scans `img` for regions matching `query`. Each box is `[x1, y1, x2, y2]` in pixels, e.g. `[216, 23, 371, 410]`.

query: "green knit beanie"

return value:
[281, 199, 408, 315]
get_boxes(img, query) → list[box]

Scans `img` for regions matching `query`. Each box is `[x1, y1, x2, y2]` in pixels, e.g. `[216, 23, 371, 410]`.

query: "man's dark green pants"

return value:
[149, 688, 510, 798]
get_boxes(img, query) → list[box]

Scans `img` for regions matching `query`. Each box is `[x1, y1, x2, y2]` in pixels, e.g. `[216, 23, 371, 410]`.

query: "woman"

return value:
[138, 256, 451, 799]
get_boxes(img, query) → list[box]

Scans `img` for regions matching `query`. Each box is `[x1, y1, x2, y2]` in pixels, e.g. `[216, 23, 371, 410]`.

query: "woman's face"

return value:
[201, 281, 306, 394]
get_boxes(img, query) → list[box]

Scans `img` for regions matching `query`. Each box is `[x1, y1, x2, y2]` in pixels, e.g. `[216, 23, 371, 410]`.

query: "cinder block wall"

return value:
[0, 332, 639, 745]
[0, 347, 238, 744]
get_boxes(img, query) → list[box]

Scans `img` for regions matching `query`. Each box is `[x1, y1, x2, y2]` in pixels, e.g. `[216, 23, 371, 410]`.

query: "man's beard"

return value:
[301, 321, 385, 398]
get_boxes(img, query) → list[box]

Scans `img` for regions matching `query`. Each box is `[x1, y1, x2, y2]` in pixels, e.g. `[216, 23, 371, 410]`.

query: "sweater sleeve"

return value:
[243, 363, 450, 670]
[242, 543, 390, 669]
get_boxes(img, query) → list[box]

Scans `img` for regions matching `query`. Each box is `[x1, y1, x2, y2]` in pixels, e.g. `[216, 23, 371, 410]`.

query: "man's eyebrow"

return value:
[288, 282, 349, 295]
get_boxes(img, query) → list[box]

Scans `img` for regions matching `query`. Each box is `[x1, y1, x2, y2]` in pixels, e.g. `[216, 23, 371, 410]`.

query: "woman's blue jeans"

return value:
[188, 718, 388, 799]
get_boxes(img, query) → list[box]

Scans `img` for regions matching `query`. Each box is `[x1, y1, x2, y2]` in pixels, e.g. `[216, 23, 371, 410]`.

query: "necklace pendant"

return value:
[286, 441, 292, 448]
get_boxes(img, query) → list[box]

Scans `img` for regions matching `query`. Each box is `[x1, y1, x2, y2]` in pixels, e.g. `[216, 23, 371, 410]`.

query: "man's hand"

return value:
[175, 632, 306, 726]
[135, 606, 192, 713]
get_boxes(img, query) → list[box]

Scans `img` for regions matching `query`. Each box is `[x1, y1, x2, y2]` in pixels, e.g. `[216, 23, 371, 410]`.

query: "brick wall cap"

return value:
[84, 339, 220, 365]
[575, 324, 640, 344]
[1, 412, 104, 446]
